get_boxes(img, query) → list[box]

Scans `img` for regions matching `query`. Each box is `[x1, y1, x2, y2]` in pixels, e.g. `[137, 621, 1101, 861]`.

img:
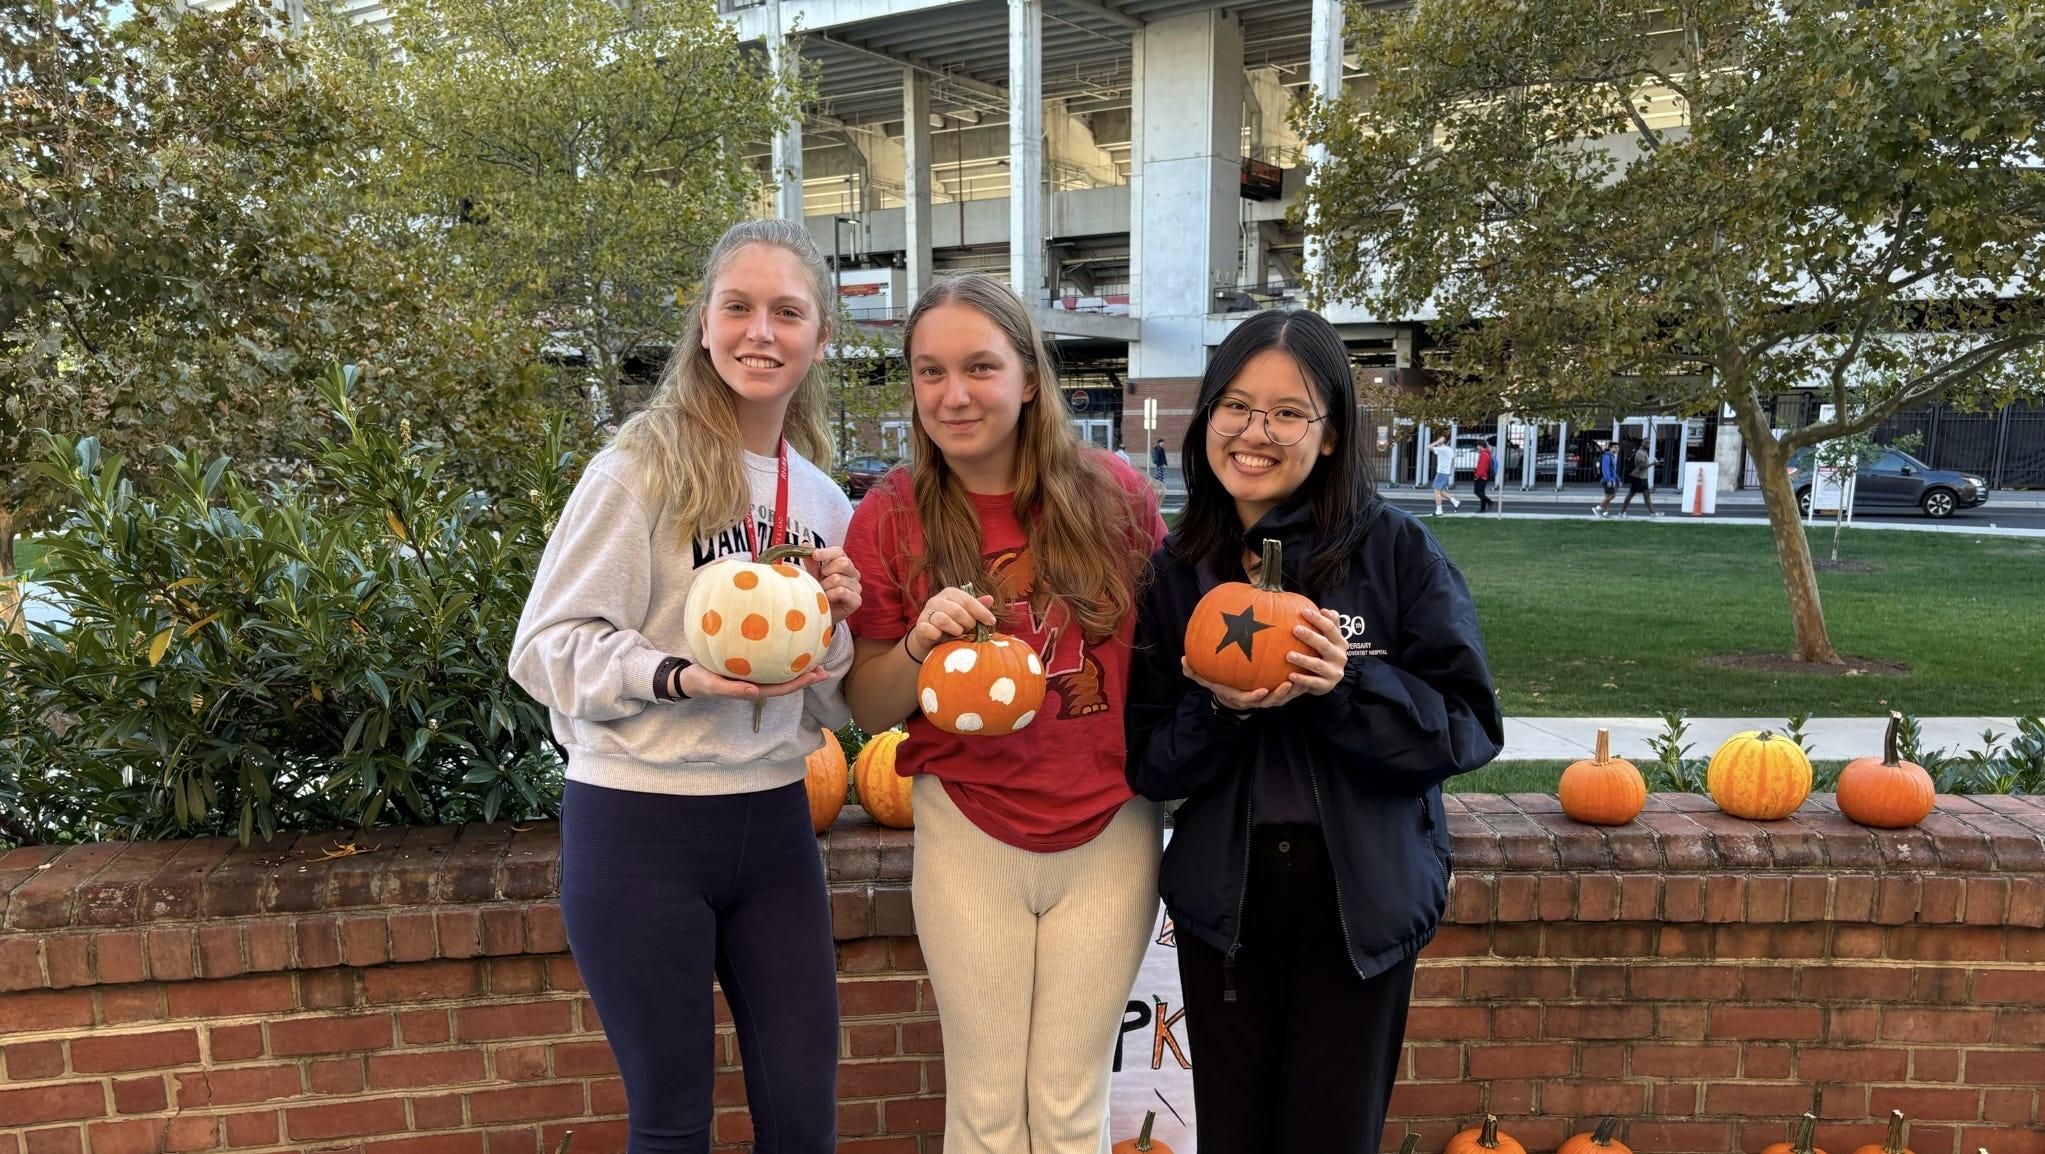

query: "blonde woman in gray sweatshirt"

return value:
[509, 219, 863, 1154]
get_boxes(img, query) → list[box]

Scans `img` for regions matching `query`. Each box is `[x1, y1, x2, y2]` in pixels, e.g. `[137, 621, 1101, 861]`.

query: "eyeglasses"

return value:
[1206, 397, 1326, 447]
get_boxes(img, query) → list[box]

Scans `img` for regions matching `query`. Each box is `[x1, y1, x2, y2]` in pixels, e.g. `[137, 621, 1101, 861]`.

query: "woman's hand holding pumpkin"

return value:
[905, 587, 997, 663]
[676, 662, 829, 701]
[806, 546, 863, 627]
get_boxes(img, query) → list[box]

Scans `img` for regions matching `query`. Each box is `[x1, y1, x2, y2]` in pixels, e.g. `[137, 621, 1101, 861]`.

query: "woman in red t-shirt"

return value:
[843, 274, 1164, 1152]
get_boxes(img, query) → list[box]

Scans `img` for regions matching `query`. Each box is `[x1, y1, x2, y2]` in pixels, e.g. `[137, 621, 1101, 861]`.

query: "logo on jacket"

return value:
[1332, 609, 1388, 658]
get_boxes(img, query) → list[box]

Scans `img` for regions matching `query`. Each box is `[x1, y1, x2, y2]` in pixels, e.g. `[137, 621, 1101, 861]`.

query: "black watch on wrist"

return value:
[654, 657, 692, 701]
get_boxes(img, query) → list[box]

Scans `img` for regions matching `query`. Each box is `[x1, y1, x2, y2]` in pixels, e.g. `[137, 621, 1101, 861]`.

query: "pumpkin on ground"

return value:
[1560, 729, 1648, 826]
[805, 730, 848, 833]
[916, 585, 1047, 735]
[1762, 1114, 1826, 1154]
[1397, 1137, 1418, 1154]
[1707, 728, 1813, 820]
[1560, 1118, 1631, 1154]
[1448, 1116, 1525, 1154]
[1183, 538, 1319, 694]
[682, 544, 833, 730]
[1838, 713, 1936, 829]
[853, 728, 914, 828]
[1850, 1111, 1913, 1154]
[1111, 1111, 1173, 1154]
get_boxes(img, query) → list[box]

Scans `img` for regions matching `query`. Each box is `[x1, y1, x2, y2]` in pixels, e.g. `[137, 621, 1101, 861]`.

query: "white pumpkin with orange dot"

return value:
[914, 584, 1047, 736]
[682, 544, 833, 729]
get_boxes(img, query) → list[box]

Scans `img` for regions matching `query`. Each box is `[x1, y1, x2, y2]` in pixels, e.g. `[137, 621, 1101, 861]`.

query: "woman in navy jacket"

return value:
[1125, 309, 1503, 1152]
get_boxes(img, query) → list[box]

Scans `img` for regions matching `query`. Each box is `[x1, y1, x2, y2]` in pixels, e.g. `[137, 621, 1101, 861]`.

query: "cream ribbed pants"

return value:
[910, 775, 1164, 1154]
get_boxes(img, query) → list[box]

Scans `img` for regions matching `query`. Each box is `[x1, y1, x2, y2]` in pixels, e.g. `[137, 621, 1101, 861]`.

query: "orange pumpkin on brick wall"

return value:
[1762, 1114, 1827, 1154]
[1849, 1111, 1914, 1154]
[1837, 714, 1936, 829]
[1707, 729, 1813, 820]
[1111, 1111, 1173, 1154]
[1560, 729, 1647, 826]
[1559, 1118, 1631, 1154]
[805, 730, 848, 833]
[853, 728, 914, 829]
[1183, 538, 1318, 694]
[1448, 1116, 1525, 1154]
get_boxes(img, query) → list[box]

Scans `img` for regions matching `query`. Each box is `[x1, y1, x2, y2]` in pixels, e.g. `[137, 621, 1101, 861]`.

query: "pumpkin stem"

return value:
[553, 1132, 574, 1154]
[1134, 1110, 1156, 1151]
[758, 544, 814, 566]
[1255, 538, 1285, 592]
[1593, 1118, 1620, 1147]
[1883, 1110, 1906, 1154]
[1793, 1112, 1818, 1154]
[1480, 1115, 1501, 1150]
[1594, 728, 1611, 765]
[1400, 1136, 1419, 1154]
[959, 582, 993, 643]
[1884, 711, 1903, 768]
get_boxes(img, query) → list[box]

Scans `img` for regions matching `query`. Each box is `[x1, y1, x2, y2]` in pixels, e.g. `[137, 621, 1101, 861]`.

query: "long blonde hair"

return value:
[613, 219, 835, 542]
[885, 275, 1150, 640]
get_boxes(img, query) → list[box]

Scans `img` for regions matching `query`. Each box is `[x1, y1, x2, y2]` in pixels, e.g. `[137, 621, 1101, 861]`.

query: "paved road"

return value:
[1370, 488, 2045, 532]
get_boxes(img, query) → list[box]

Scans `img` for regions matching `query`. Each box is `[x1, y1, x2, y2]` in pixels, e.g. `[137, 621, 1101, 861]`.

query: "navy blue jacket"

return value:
[1125, 497, 1503, 982]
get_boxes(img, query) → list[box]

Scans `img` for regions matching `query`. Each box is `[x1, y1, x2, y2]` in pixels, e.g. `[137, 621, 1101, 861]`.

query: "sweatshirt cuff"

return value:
[820, 622, 855, 677]
[620, 646, 674, 704]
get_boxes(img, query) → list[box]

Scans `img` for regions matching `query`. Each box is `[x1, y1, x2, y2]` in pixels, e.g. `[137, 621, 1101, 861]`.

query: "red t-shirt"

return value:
[844, 454, 1166, 852]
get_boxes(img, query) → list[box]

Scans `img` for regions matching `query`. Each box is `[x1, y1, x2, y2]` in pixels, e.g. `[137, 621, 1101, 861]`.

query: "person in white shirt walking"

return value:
[1429, 433, 1461, 516]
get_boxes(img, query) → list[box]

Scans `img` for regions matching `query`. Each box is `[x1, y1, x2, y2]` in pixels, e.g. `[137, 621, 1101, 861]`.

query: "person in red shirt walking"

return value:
[1474, 437, 1497, 512]
[843, 274, 1165, 1153]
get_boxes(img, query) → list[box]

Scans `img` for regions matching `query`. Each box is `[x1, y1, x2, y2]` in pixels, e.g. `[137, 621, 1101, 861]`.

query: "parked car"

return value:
[843, 455, 899, 498]
[1786, 447, 1988, 519]
[1449, 434, 1522, 477]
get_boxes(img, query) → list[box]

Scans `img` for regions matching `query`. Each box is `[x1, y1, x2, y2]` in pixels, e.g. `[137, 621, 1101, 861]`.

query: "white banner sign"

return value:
[1108, 832, 1198, 1150]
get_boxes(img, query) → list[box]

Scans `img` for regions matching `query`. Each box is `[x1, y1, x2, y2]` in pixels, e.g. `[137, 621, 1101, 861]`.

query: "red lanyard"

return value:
[742, 438, 791, 557]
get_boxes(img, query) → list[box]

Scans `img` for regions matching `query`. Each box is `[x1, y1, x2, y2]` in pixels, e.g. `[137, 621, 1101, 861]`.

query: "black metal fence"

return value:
[1757, 397, 2043, 489]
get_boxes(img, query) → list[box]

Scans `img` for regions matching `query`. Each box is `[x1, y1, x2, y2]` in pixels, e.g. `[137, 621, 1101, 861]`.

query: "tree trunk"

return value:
[1734, 397, 1842, 664]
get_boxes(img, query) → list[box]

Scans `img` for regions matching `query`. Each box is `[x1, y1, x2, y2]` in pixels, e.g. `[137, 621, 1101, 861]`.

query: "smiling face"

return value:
[699, 243, 828, 422]
[909, 303, 1038, 491]
[1205, 347, 1335, 528]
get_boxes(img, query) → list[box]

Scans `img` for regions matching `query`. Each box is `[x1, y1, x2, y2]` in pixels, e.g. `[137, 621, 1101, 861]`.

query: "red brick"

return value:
[109, 1076, 166, 1114]
[402, 1009, 453, 1045]
[208, 1023, 265, 1062]
[1630, 964, 1741, 1000]
[489, 958, 548, 996]
[902, 1019, 942, 1054]
[175, 1064, 301, 1108]
[494, 1043, 548, 1082]
[144, 927, 197, 981]
[1546, 1005, 1653, 1039]
[1407, 1044, 1462, 1080]
[299, 967, 359, 1011]
[1466, 1044, 1575, 1079]
[1999, 1009, 2045, 1044]
[1623, 1122, 1738, 1154]
[1, 990, 94, 1031]
[1710, 1006, 1822, 1040]
[840, 979, 921, 1017]
[71, 1028, 200, 1073]
[220, 1110, 280, 1148]
[22, 1127, 81, 1154]
[1389, 1080, 1485, 1117]
[467, 1083, 586, 1124]
[96, 986, 164, 1025]
[270, 1012, 393, 1055]
[846, 1024, 899, 1058]
[365, 1049, 488, 1090]
[1983, 1088, 2035, 1125]
[1868, 1086, 1984, 1122]
[1890, 926, 2004, 963]
[3, 1041, 66, 1080]
[1912, 1047, 1962, 1081]
[1706, 1082, 1824, 1117]
[364, 959, 486, 1004]
[551, 1040, 619, 1077]
[1744, 1045, 1793, 1078]
[1965, 1047, 2045, 1086]
[0, 1084, 103, 1127]
[366, 1137, 489, 1154]
[455, 1000, 575, 1042]
[1800, 1046, 1909, 1082]
[165, 973, 296, 1019]
[838, 1060, 922, 1098]
[1974, 968, 2045, 1004]
[1884, 1008, 1996, 1044]
[1543, 1080, 1648, 1115]
[1961, 1127, 2045, 1154]
[413, 1094, 466, 1130]
[1632, 1044, 1739, 1079]
[195, 923, 245, 979]
[880, 1096, 946, 1135]
[308, 1057, 365, 1095]
[43, 936, 91, 989]
[1801, 964, 1913, 1001]
[285, 1097, 410, 1141]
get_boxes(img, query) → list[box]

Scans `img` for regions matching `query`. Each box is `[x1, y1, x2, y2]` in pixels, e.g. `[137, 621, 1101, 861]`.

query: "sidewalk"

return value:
[1501, 716, 2025, 761]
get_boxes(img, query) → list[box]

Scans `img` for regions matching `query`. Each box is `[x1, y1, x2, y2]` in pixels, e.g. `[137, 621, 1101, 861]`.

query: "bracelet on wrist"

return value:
[903, 636, 926, 665]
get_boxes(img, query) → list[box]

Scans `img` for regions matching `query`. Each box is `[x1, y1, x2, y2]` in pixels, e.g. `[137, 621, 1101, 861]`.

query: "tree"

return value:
[1298, 0, 2045, 663]
[317, 0, 802, 420]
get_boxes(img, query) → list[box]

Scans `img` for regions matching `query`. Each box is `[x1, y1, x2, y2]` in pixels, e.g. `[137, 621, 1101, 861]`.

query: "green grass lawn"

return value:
[1448, 759, 1855, 794]
[1426, 519, 2044, 716]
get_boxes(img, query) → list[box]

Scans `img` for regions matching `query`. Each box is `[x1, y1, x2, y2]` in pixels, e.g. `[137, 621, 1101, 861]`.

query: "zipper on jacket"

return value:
[1302, 744, 1367, 985]
[1223, 768, 1254, 1004]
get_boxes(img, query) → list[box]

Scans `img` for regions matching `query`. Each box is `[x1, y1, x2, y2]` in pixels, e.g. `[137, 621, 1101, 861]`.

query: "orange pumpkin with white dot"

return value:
[914, 585, 1047, 736]
[683, 543, 832, 689]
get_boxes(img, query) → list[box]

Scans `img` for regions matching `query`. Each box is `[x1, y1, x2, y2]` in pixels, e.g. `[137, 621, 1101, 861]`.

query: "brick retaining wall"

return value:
[2, 793, 2041, 1154]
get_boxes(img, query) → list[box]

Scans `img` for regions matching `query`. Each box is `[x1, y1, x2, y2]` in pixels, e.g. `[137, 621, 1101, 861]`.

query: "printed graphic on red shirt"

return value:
[985, 546, 1111, 721]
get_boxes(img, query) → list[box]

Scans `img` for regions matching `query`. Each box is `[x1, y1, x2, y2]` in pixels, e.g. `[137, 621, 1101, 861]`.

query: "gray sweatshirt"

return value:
[508, 443, 856, 796]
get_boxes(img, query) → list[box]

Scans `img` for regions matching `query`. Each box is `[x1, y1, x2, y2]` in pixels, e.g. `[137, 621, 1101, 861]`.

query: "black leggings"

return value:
[561, 779, 839, 1154]
[1176, 825, 1418, 1154]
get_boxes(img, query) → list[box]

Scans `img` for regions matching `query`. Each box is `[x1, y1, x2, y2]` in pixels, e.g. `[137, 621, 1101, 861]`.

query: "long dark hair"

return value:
[1171, 309, 1378, 594]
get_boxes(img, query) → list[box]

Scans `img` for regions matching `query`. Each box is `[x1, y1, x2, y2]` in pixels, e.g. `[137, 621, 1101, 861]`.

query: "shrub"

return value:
[0, 367, 581, 845]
